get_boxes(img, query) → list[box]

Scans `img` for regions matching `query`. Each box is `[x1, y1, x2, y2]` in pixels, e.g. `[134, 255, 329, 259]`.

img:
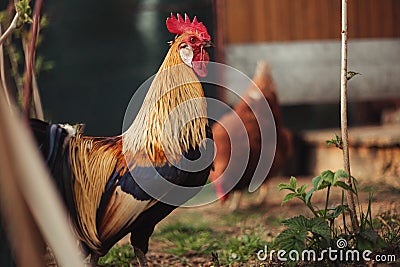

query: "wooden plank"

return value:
[375, 0, 400, 37]
[317, 0, 332, 39]
[358, 0, 371, 38]
[267, 0, 280, 41]
[290, 0, 305, 40]
[327, 0, 341, 39]
[272, 0, 291, 41]
[225, 0, 254, 43]
[224, 0, 399, 43]
[369, 0, 382, 37]
[263, 0, 275, 42]
[278, 0, 292, 41]
[301, 125, 400, 185]
[253, 0, 268, 42]
[347, 0, 360, 38]
[306, 0, 320, 40]
[395, 0, 400, 37]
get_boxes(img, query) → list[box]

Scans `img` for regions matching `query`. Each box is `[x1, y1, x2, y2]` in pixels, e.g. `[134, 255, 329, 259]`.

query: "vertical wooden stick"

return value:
[341, 0, 359, 233]
[23, 0, 43, 119]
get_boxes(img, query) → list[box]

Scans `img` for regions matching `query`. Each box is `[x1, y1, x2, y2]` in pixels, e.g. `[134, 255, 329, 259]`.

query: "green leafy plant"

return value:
[276, 172, 353, 257]
[278, 171, 353, 219]
[15, 0, 33, 25]
[326, 134, 343, 149]
[274, 215, 330, 252]
[276, 171, 393, 265]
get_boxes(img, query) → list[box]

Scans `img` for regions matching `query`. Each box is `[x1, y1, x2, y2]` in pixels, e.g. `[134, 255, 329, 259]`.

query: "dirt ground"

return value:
[116, 176, 400, 267]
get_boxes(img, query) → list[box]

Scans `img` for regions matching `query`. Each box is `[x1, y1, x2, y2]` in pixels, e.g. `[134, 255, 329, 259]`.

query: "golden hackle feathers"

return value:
[123, 33, 208, 166]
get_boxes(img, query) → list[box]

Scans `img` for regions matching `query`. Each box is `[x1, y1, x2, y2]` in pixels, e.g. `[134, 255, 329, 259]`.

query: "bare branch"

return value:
[0, 12, 19, 46]
[22, 38, 44, 120]
[32, 73, 44, 119]
[340, 0, 359, 233]
[0, 25, 12, 109]
[23, 0, 43, 118]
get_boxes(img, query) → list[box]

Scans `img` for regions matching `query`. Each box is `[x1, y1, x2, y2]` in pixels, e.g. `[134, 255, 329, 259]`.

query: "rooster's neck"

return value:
[123, 42, 208, 166]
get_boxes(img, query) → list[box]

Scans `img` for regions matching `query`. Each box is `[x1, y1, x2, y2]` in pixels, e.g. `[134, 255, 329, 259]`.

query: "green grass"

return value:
[98, 220, 272, 266]
[152, 211, 272, 264]
[155, 222, 269, 264]
[218, 227, 269, 265]
[98, 244, 135, 267]
[373, 210, 400, 247]
[265, 214, 285, 227]
[154, 221, 219, 256]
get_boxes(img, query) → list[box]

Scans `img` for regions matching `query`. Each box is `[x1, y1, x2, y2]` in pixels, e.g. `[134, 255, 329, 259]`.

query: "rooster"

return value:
[30, 13, 213, 267]
[210, 61, 292, 210]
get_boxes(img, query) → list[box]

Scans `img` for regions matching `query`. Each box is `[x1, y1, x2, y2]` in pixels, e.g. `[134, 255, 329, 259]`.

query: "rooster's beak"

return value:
[204, 41, 214, 48]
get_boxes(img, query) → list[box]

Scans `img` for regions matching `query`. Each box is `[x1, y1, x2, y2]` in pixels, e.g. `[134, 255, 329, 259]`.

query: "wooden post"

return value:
[340, 0, 359, 233]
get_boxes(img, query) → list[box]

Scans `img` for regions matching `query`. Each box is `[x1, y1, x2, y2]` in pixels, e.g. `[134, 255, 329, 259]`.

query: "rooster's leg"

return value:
[134, 247, 148, 267]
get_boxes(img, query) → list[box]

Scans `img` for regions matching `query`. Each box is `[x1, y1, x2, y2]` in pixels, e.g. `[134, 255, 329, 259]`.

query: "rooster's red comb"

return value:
[166, 13, 211, 41]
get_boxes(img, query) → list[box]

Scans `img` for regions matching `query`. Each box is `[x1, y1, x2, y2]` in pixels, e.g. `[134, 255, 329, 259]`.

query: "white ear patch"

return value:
[179, 45, 194, 68]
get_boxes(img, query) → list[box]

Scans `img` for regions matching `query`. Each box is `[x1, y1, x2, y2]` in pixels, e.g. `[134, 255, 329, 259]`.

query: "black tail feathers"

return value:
[29, 119, 71, 169]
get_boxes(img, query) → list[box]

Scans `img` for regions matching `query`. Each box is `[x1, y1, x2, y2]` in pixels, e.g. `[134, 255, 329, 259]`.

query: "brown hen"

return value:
[210, 61, 293, 210]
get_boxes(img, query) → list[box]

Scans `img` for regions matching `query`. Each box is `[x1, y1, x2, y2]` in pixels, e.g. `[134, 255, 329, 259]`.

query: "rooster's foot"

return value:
[134, 247, 148, 267]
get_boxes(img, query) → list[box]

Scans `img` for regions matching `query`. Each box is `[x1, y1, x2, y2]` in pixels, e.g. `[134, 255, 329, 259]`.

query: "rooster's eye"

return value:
[189, 37, 196, 44]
